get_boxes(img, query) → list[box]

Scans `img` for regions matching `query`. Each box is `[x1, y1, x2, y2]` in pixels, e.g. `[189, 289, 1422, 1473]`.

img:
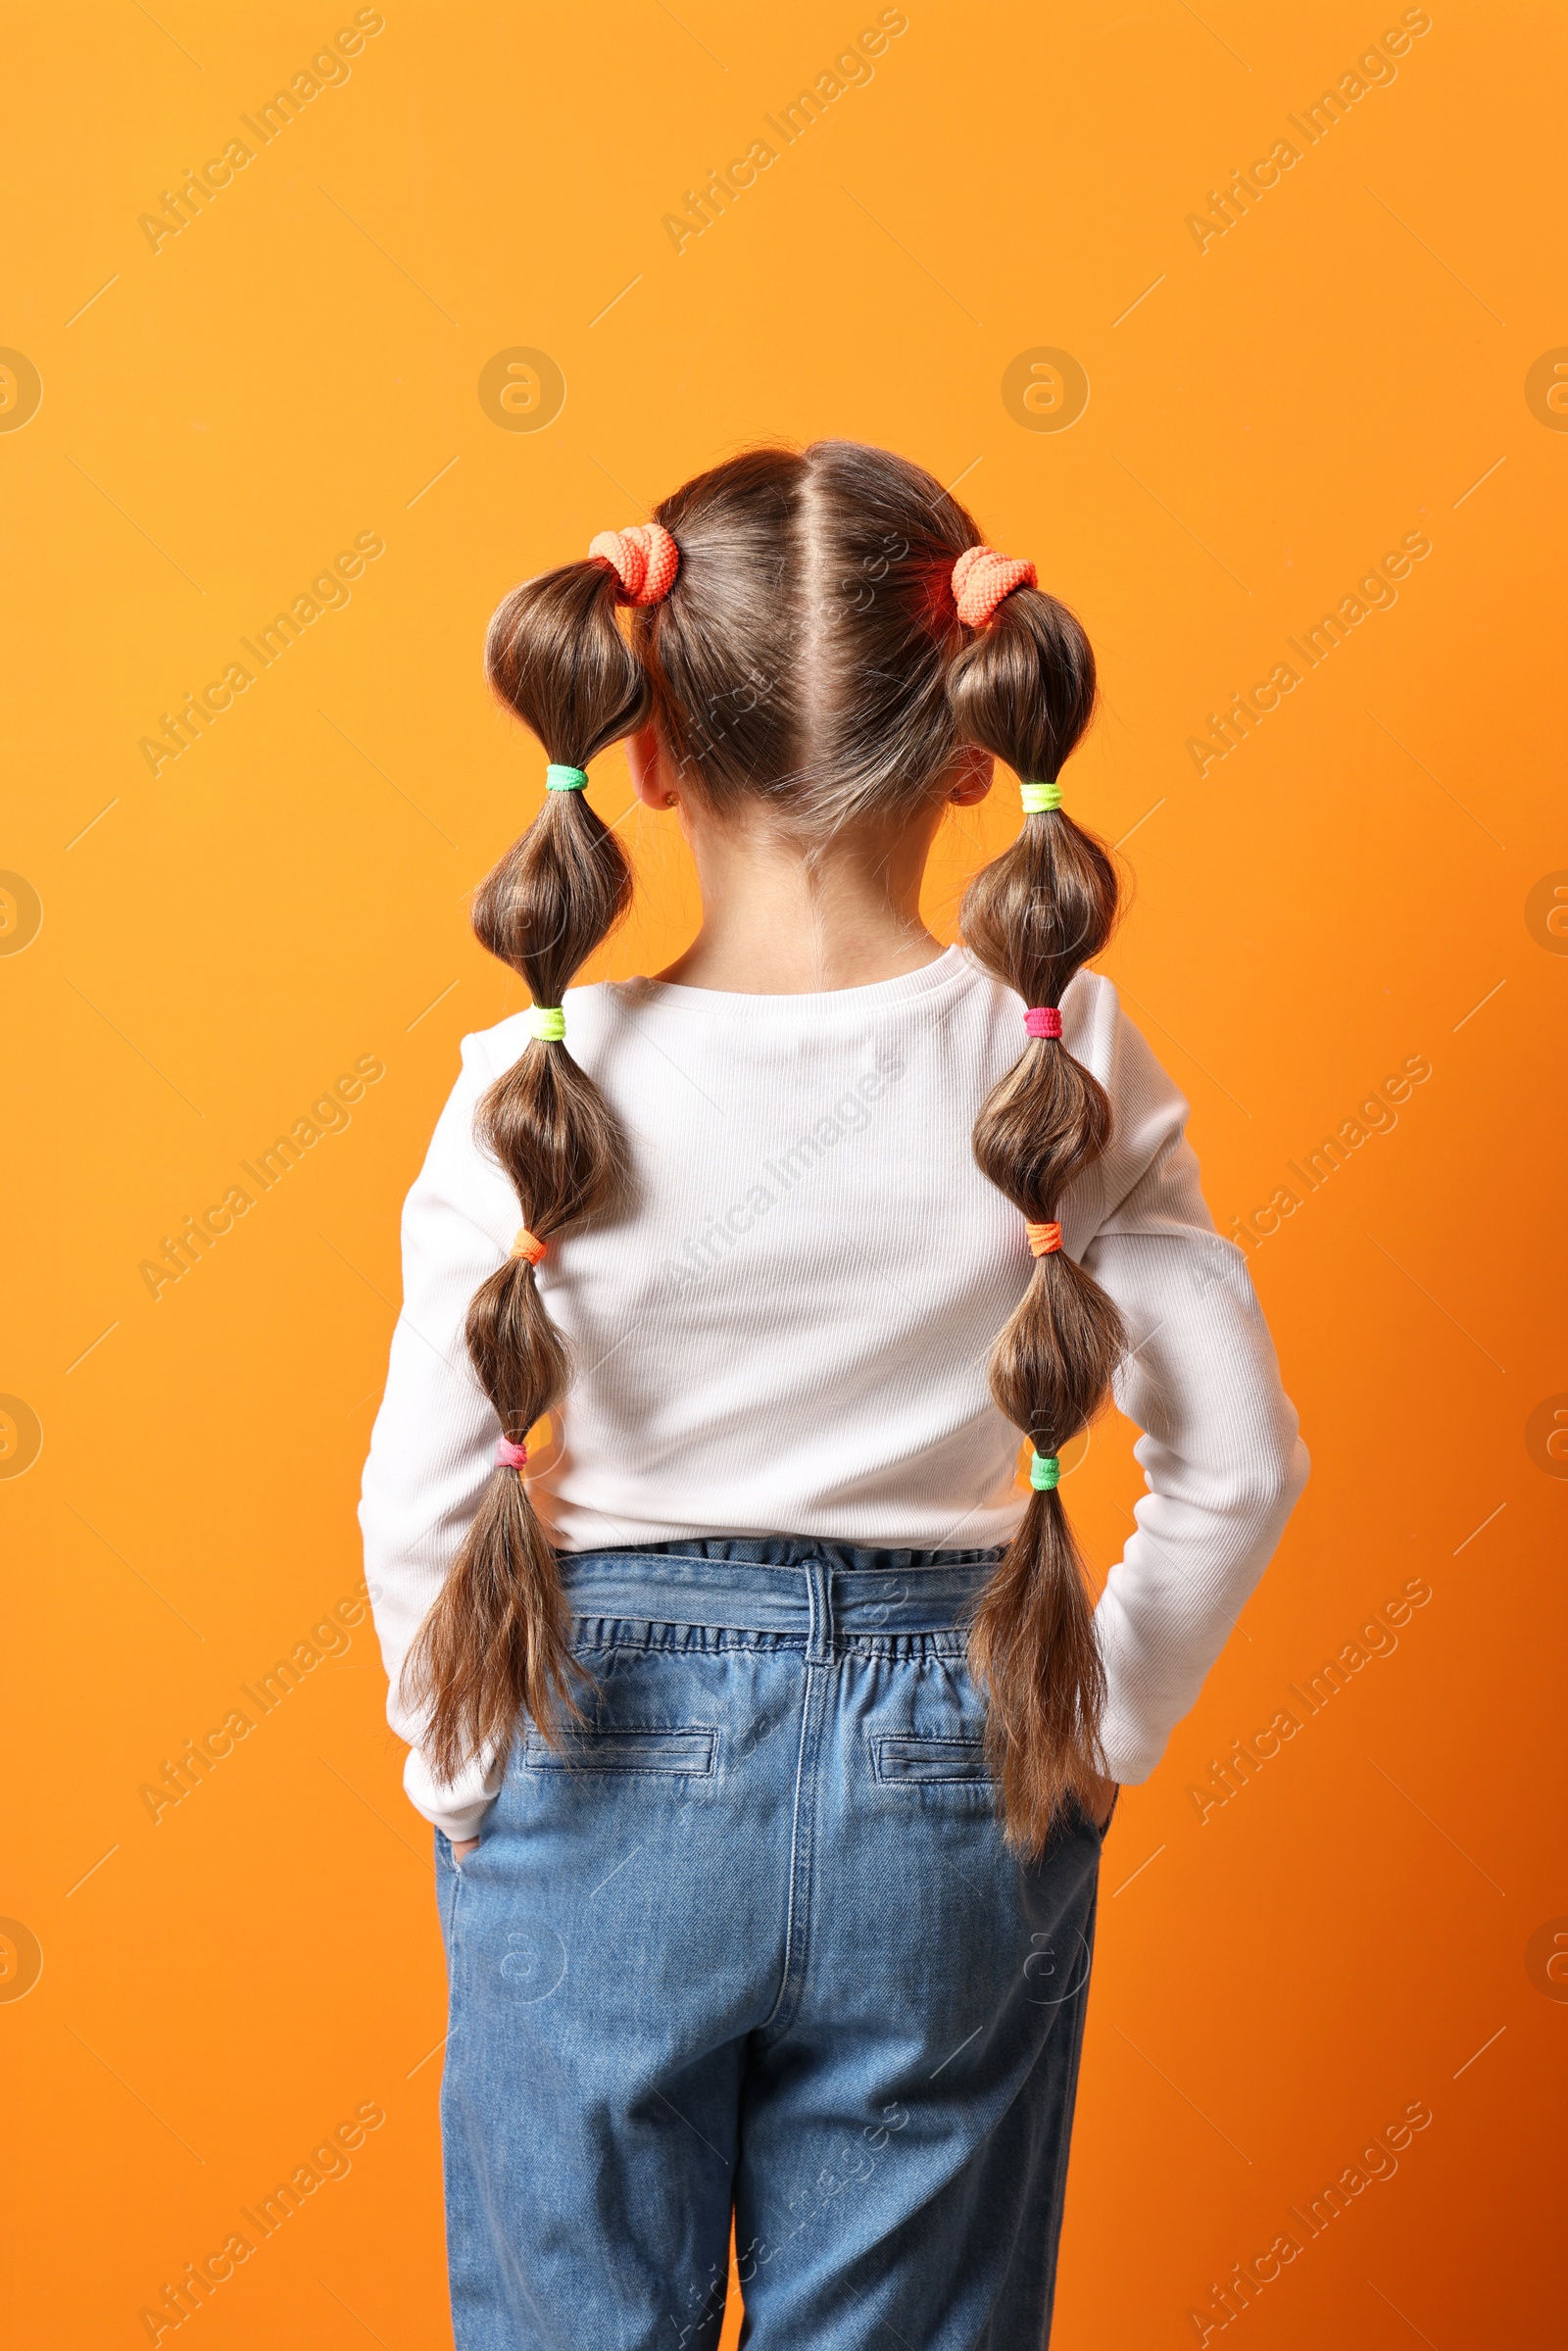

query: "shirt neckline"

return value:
[607, 945, 979, 1020]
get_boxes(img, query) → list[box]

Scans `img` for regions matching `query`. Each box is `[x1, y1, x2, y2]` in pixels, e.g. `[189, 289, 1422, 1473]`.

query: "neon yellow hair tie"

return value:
[1021, 781, 1062, 813]
[529, 1006, 565, 1042]
[546, 764, 588, 791]
[1030, 1450, 1060, 1491]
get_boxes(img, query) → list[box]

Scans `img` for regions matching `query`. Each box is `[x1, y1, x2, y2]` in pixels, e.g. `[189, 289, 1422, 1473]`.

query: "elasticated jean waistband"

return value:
[572, 1537, 1005, 1572]
[555, 1544, 1004, 1638]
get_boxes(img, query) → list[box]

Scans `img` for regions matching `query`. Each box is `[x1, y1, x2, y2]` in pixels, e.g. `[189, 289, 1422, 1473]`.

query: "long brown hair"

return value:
[405, 441, 1124, 1852]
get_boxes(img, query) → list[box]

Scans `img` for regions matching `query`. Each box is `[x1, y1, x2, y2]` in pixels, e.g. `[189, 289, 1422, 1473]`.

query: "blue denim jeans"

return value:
[435, 1539, 1107, 2350]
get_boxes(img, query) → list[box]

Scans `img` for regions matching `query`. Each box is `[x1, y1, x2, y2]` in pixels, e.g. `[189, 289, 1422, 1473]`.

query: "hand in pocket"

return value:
[1085, 1774, 1118, 1831]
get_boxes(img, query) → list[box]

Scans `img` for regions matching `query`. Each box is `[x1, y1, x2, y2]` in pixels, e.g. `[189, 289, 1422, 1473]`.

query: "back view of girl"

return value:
[362, 441, 1307, 2349]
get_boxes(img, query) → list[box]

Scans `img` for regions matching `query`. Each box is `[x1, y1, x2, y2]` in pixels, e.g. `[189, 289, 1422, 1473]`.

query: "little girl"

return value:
[361, 440, 1307, 2349]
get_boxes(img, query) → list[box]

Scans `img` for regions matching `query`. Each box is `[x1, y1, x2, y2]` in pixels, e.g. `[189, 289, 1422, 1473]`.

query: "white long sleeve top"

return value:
[360, 949, 1308, 1838]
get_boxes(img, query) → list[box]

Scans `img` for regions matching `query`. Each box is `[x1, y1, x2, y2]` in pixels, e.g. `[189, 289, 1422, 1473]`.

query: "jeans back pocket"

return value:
[872, 1734, 994, 1786]
[523, 1724, 718, 1778]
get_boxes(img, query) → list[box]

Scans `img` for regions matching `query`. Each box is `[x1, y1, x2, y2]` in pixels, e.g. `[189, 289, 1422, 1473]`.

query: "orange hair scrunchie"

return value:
[587, 521, 680, 606]
[952, 544, 1037, 628]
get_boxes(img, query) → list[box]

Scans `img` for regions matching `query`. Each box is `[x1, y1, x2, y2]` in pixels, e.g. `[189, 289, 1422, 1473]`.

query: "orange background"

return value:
[5, 2, 1565, 2343]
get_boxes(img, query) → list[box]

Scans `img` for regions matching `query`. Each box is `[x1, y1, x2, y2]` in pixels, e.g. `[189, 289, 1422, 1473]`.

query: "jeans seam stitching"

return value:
[760, 1658, 825, 2038]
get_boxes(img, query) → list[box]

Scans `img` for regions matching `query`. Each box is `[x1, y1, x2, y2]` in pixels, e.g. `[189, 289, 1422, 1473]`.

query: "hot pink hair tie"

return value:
[587, 521, 679, 607]
[1024, 1005, 1062, 1039]
[494, 1436, 529, 1471]
[953, 545, 1037, 628]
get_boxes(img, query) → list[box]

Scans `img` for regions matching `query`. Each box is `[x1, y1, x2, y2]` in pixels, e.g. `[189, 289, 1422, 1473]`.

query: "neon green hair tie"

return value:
[1029, 1450, 1060, 1492]
[529, 1006, 565, 1042]
[546, 765, 588, 792]
[1021, 780, 1062, 813]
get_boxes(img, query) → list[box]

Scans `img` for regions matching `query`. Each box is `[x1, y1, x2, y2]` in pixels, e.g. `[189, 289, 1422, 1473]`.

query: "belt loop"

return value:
[805, 1556, 833, 1665]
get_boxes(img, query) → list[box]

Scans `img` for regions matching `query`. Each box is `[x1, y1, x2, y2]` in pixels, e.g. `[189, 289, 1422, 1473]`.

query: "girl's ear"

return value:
[626, 722, 678, 809]
[948, 744, 995, 807]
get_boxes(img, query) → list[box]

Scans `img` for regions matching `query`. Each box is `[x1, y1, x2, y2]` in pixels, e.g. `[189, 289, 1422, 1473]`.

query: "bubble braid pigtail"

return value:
[947, 544, 1126, 1857]
[404, 523, 678, 1789]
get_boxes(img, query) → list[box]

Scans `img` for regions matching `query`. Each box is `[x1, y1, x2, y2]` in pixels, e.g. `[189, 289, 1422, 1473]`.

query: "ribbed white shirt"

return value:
[360, 949, 1308, 1838]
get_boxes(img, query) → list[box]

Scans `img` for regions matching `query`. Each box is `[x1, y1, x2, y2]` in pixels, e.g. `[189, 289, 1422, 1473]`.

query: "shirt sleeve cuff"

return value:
[402, 1744, 504, 1844]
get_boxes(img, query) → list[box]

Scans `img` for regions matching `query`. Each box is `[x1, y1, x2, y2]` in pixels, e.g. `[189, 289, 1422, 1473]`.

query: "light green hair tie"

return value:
[546, 764, 588, 792]
[529, 1005, 565, 1042]
[1029, 1450, 1060, 1492]
[1021, 780, 1062, 813]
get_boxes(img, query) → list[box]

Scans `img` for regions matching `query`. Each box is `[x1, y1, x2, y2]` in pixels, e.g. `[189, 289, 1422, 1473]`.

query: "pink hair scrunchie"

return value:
[952, 545, 1037, 628]
[587, 521, 680, 606]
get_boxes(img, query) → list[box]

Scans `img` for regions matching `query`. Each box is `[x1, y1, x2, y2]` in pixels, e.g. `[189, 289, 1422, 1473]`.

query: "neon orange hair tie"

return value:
[953, 545, 1037, 628]
[1026, 1220, 1062, 1257]
[587, 521, 680, 606]
[510, 1226, 547, 1266]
